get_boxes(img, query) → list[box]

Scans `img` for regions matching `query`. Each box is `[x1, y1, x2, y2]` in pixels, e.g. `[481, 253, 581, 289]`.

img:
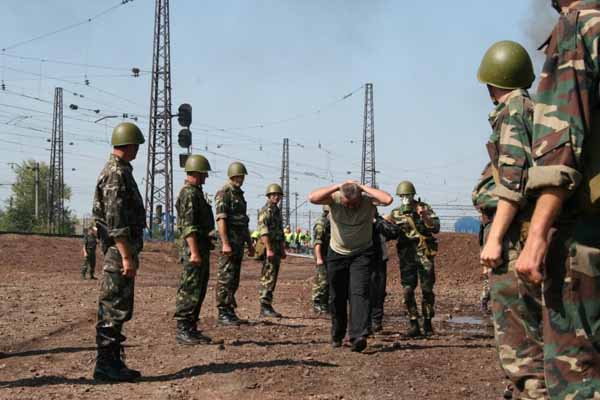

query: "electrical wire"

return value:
[1, 0, 135, 51]
[1, 52, 149, 73]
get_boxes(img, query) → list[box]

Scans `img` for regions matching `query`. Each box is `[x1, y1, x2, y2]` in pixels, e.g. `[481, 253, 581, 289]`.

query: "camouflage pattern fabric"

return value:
[174, 183, 215, 324]
[525, 3, 600, 397]
[93, 154, 145, 347]
[472, 163, 498, 314]
[312, 214, 331, 306]
[390, 201, 439, 320]
[472, 162, 499, 214]
[483, 88, 547, 399]
[257, 202, 284, 306]
[214, 182, 251, 311]
[82, 232, 97, 278]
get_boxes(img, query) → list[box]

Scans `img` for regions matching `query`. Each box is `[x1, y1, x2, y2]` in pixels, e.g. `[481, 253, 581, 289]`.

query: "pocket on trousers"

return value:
[570, 242, 600, 277]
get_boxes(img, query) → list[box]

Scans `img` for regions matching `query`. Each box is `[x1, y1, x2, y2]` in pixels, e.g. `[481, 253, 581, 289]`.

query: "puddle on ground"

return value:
[446, 316, 485, 325]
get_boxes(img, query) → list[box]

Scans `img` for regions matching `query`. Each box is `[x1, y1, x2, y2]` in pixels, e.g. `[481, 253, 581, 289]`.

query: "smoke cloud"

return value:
[521, 0, 557, 71]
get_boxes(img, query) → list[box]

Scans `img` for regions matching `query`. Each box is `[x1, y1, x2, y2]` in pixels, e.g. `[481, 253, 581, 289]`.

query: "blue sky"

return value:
[0, 0, 556, 230]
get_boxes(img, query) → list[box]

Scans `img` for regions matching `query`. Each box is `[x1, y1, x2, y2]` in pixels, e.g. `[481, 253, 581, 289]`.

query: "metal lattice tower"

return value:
[281, 138, 290, 228]
[48, 87, 64, 234]
[145, 0, 174, 239]
[361, 83, 376, 188]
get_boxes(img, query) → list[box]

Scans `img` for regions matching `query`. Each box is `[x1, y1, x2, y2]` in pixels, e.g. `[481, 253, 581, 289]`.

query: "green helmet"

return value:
[184, 154, 211, 173]
[265, 183, 283, 196]
[111, 122, 145, 146]
[396, 181, 416, 196]
[477, 41, 535, 90]
[227, 161, 248, 178]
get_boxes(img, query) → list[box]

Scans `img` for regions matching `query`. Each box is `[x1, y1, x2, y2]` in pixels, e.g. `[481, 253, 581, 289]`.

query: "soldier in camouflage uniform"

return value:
[515, 2, 600, 397]
[173, 154, 215, 345]
[388, 181, 439, 337]
[471, 162, 498, 314]
[215, 161, 254, 325]
[81, 226, 98, 280]
[477, 41, 547, 399]
[257, 184, 287, 317]
[312, 206, 330, 314]
[92, 122, 146, 382]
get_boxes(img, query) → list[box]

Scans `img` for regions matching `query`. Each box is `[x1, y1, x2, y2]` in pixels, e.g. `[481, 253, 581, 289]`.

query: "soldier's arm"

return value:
[516, 16, 598, 283]
[179, 189, 202, 264]
[420, 204, 440, 234]
[313, 224, 325, 264]
[258, 209, 273, 254]
[215, 190, 232, 250]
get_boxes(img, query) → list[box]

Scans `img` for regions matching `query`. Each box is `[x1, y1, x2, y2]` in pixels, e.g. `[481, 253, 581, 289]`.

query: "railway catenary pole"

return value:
[280, 138, 290, 228]
[360, 83, 376, 188]
[145, 0, 174, 240]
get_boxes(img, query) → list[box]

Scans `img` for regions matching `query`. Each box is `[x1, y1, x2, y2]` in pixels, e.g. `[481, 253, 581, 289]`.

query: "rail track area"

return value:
[0, 233, 509, 399]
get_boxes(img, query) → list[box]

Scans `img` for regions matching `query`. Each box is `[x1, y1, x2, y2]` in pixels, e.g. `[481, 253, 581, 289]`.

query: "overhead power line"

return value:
[1, 0, 135, 51]
[1, 52, 150, 73]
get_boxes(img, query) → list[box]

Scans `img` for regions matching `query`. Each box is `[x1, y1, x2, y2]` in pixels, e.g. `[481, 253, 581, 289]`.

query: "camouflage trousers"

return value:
[398, 245, 435, 320]
[489, 221, 546, 400]
[81, 250, 96, 278]
[216, 242, 244, 312]
[312, 263, 329, 306]
[259, 248, 282, 306]
[174, 247, 210, 324]
[540, 218, 600, 399]
[96, 247, 138, 348]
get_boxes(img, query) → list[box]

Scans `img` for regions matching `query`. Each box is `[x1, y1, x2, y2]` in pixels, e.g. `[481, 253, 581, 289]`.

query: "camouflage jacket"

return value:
[486, 89, 534, 208]
[472, 162, 499, 214]
[93, 154, 146, 253]
[528, 1, 600, 215]
[312, 214, 331, 251]
[215, 182, 250, 229]
[83, 232, 97, 251]
[176, 183, 215, 249]
[390, 201, 440, 248]
[257, 202, 284, 244]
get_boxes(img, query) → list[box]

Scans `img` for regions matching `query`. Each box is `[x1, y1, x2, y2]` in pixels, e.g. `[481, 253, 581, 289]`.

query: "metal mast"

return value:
[145, 0, 174, 239]
[281, 138, 290, 228]
[360, 83, 376, 188]
[48, 87, 64, 234]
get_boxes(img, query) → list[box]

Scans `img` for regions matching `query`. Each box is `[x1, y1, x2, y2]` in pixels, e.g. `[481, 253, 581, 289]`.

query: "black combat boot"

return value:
[423, 319, 434, 336]
[176, 320, 207, 345]
[217, 308, 241, 326]
[260, 304, 282, 318]
[113, 344, 141, 379]
[190, 323, 213, 344]
[406, 319, 422, 337]
[93, 346, 134, 382]
[350, 336, 367, 353]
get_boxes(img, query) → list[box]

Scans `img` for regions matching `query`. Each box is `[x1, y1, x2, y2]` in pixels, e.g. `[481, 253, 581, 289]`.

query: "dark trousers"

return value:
[327, 247, 373, 341]
[369, 259, 387, 325]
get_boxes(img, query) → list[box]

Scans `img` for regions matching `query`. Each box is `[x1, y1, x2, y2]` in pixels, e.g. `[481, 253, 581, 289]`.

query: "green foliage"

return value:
[0, 160, 77, 234]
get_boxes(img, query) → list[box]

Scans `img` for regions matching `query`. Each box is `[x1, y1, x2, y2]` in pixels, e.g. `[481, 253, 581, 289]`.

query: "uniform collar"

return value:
[185, 182, 203, 192]
[110, 154, 132, 170]
[488, 89, 529, 123]
[226, 181, 244, 194]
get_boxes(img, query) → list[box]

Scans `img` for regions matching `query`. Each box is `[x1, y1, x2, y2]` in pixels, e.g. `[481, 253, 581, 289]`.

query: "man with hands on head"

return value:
[309, 181, 392, 353]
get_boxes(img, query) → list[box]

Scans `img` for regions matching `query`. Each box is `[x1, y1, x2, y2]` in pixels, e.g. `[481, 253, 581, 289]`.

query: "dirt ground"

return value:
[0, 233, 510, 400]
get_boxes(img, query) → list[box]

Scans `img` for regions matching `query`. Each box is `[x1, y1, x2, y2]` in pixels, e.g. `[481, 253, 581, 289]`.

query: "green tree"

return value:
[0, 160, 77, 234]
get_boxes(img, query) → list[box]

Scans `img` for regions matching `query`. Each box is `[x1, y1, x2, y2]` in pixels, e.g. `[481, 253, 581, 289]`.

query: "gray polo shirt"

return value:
[328, 192, 376, 256]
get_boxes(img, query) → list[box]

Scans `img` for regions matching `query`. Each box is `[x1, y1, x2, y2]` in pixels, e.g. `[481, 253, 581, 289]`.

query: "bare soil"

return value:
[0, 233, 509, 400]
